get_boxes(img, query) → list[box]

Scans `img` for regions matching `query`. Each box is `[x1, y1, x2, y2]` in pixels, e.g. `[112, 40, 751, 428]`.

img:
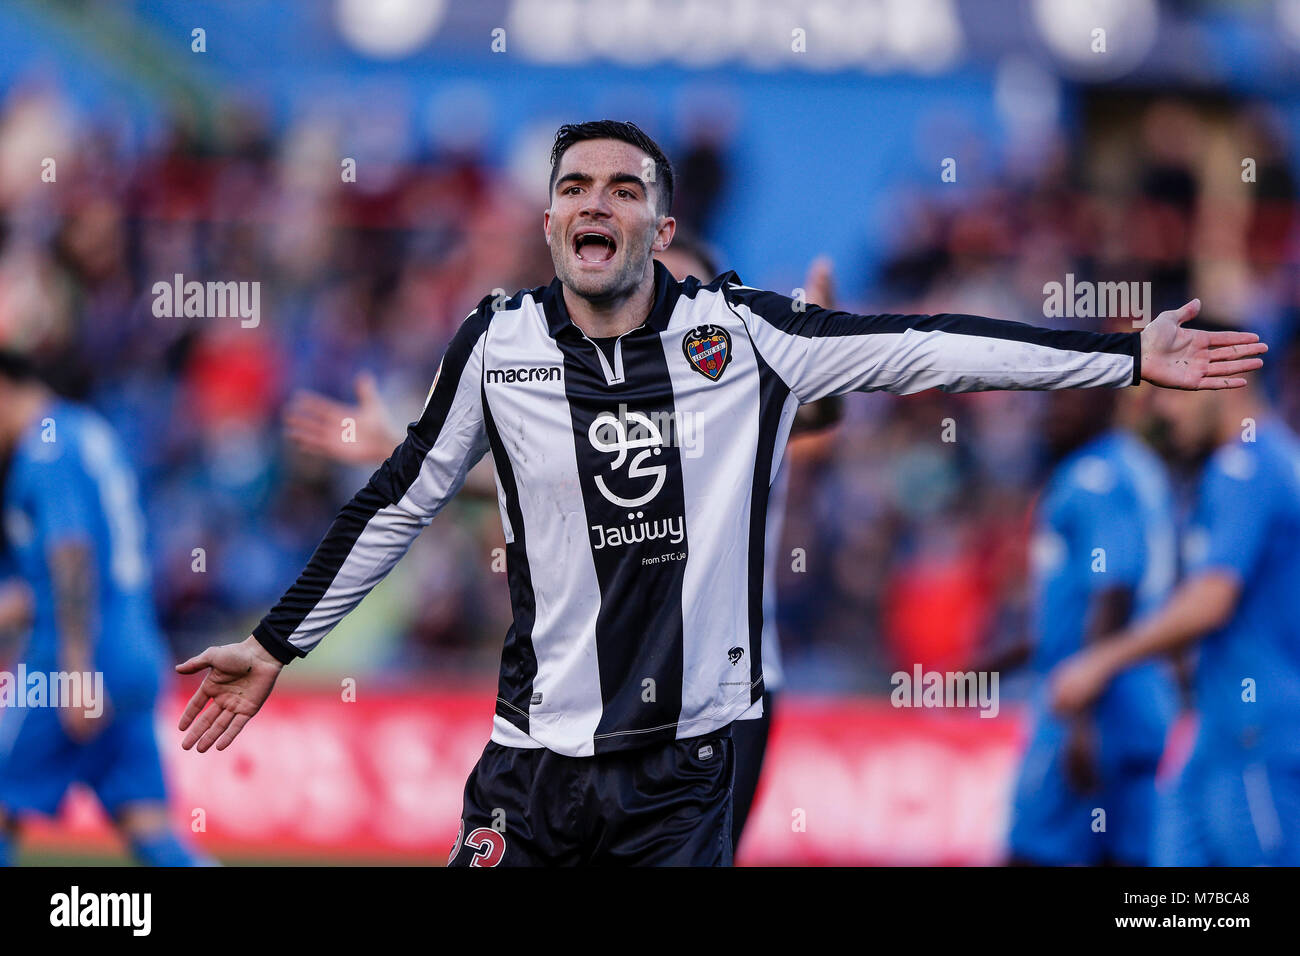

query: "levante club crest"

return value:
[682, 324, 733, 381]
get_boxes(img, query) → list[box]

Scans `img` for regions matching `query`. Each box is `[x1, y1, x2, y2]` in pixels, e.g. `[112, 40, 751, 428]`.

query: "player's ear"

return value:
[543, 208, 552, 242]
[652, 215, 676, 253]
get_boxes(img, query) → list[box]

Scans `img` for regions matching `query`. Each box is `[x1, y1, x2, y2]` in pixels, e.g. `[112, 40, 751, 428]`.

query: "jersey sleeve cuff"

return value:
[252, 621, 305, 665]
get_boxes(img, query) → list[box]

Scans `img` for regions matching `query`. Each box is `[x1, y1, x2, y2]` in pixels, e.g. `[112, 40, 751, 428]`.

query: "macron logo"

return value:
[50, 886, 151, 937]
[486, 366, 562, 385]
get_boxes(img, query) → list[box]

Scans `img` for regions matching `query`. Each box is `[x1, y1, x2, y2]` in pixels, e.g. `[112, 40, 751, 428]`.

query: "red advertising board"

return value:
[23, 686, 1029, 865]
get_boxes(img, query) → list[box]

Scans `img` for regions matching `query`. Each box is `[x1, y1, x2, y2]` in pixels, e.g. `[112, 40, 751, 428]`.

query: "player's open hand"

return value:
[1139, 299, 1267, 390]
[284, 371, 402, 467]
[175, 636, 284, 752]
[1048, 646, 1114, 717]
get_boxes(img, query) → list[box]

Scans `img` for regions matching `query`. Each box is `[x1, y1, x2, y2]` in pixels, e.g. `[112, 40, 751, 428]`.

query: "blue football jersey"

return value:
[1183, 419, 1300, 759]
[1029, 429, 1178, 761]
[2, 399, 166, 711]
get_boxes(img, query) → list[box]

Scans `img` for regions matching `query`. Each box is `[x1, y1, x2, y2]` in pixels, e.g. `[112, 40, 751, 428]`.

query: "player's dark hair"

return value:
[0, 348, 41, 384]
[549, 120, 674, 214]
[666, 227, 720, 279]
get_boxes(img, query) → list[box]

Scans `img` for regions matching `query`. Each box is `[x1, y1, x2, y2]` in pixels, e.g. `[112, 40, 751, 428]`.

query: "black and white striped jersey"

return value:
[253, 259, 1141, 757]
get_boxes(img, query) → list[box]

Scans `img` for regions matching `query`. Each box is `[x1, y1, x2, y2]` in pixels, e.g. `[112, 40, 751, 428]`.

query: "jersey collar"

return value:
[542, 259, 682, 340]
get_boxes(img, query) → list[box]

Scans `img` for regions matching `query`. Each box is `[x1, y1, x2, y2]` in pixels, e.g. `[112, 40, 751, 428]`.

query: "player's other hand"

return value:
[59, 696, 113, 744]
[284, 371, 402, 467]
[1139, 299, 1267, 390]
[175, 636, 284, 752]
[803, 255, 835, 310]
[1048, 646, 1114, 717]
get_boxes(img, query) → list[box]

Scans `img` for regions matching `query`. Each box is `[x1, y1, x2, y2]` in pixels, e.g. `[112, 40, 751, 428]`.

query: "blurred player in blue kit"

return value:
[0, 351, 207, 866]
[1007, 383, 1179, 865]
[1053, 323, 1300, 865]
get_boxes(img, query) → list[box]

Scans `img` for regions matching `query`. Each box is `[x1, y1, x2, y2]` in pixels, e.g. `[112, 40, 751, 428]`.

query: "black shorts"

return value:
[447, 729, 735, 866]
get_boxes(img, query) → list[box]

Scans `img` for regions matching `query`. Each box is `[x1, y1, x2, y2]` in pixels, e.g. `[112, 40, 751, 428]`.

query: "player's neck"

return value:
[0, 386, 49, 446]
[561, 270, 655, 339]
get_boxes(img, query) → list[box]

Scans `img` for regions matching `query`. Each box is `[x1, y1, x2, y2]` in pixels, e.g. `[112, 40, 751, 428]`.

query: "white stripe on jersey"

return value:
[662, 299, 771, 726]
[481, 305, 605, 756]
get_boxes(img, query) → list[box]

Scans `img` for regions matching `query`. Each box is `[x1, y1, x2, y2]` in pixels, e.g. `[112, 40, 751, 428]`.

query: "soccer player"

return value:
[178, 120, 1264, 866]
[1052, 342, 1299, 865]
[0, 351, 208, 867]
[282, 232, 841, 855]
[1006, 386, 1178, 865]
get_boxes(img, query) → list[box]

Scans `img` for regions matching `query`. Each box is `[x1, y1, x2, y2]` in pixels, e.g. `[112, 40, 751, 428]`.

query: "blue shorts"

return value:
[0, 701, 168, 818]
[1154, 747, 1300, 866]
[1009, 715, 1162, 865]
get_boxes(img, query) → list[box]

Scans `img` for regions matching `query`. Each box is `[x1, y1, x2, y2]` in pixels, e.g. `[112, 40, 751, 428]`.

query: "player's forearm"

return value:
[1096, 571, 1239, 675]
[252, 480, 430, 663]
[908, 316, 1141, 393]
[1067, 588, 1135, 718]
[732, 284, 1144, 400]
[49, 542, 98, 671]
[260, 309, 491, 662]
[0, 580, 33, 633]
[255, 424, 476, 661]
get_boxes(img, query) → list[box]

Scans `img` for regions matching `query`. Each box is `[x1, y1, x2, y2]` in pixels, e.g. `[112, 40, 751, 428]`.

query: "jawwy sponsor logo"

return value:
[588, 410, 669, 508]
[591, 509, 685, 551]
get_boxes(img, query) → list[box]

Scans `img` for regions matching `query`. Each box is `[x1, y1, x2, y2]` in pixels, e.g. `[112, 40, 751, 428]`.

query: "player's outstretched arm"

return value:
[725, 283, 1266, 402]
[241, 304, 493, 673]
[175, 636, 284, 752]
[1138, 299, 1266, 390]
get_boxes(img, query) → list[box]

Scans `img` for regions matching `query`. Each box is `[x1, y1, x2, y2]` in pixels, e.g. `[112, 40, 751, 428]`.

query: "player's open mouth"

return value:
[574, 230, 616, 263]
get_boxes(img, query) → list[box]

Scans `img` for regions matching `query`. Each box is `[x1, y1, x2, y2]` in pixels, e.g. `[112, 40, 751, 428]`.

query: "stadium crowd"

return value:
[0, 82, 1295, 696]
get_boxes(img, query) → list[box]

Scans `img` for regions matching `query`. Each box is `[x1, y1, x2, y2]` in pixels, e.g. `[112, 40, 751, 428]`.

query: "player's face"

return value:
[1043, 388, 1114, 458]
[544, 139, 674, 302]
[1151, 387, 1219, 459]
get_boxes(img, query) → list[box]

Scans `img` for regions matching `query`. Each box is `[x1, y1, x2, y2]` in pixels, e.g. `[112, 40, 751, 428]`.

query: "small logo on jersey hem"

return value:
[697, 744, 714, 760]
[682, 324, 732, 381]
[727, 646, 744, 666]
